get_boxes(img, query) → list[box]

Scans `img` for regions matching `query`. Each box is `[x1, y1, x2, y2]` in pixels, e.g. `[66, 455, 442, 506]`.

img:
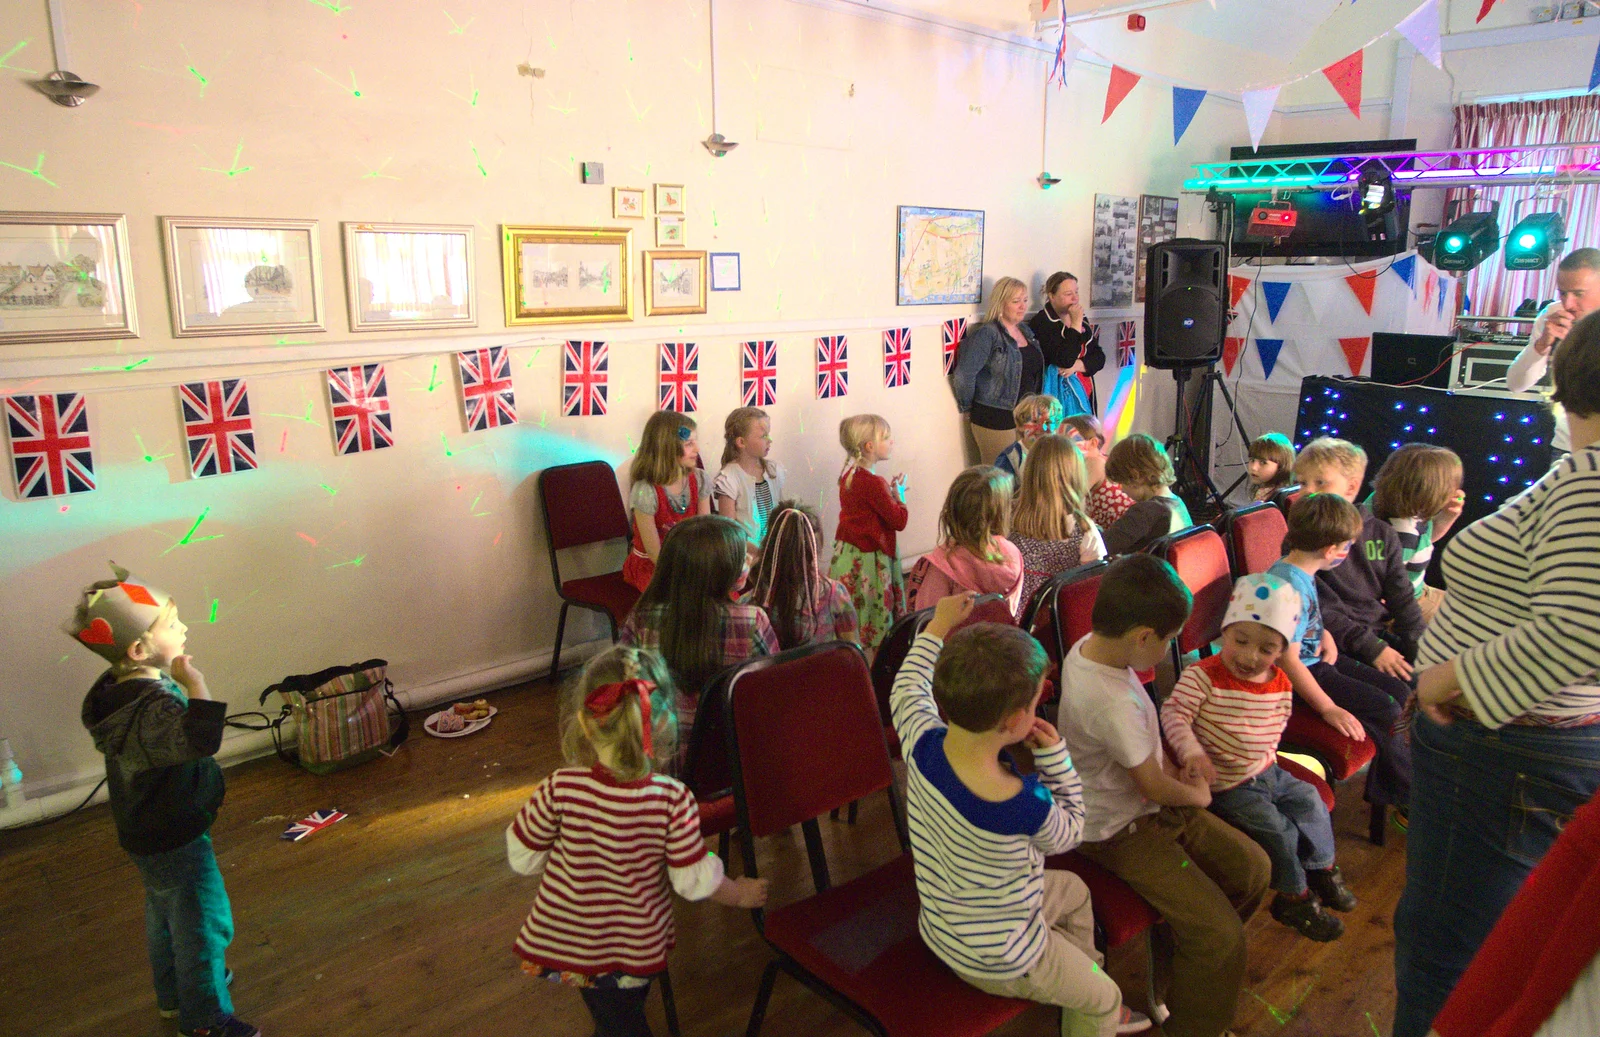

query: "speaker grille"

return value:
[1145, 239, 1225, 369]
[1156, 287, 1223, 361]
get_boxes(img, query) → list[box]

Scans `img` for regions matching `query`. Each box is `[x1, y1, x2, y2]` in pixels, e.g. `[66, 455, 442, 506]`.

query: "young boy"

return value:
[1161, 574, 1357, 943]
[995, 394, 1065, 480]
[69, 565, 256, 1037]
[1101, 434, 1193, 556]
[1268, 494, 1412, 813]
[1058, 555, 1271, 1037]
[891, 591, 1150, 1036]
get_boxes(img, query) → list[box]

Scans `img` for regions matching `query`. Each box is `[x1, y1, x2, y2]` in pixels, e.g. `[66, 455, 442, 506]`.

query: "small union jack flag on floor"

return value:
[458, 346, 518, 431]
[328, 364, 395, 455]
[5, 392, 94, 498]
[563, 340, 609, 417]
[816, 335, 848, 400]
[1117, 321, 1138, 367]
[883, 327, 912, 389]
[941, 318, 967, 376]
[180, 379, 257, 479]
[658, 342, 699, 413]
[741, 340, 777, 407]
[281, 808, 347, 842]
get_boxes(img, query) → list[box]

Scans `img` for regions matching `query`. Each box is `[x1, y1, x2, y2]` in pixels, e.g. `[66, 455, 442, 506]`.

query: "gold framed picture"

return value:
[654, 183, 685, 214]
[161, 216, 325, 338]
[341, 222, 476, 332]
[501, 225, 633, 326]
[612, 187, 645, 219]
[643, 249, 706, 317]
[655, 215, 685, 248]
[0, 211, 139, 345]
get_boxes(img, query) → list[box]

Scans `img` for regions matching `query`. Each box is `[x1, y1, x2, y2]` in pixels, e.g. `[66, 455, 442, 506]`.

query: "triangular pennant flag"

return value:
[1476, 0, 1498, 22]
[1261, 280, 1293, 323]
[1345, 272, 1377, 315]
[1223, 336, 1244, 376]
[1437, 277, 1449, 317]
[1301, 279, 1337, 323]
[1255, 338, 1285, 380]
[1229, 274, 1251, 308]
[1103, 66, 1141, 123]
[1590, 35, 1600, 91]
[1392, 254, 1417, 290]
[1339, 336, 1371, 377]
[1172, 87, 1207, 145]
[1396, 0, 1443, 69]
[1322, 50, 1364, 118]
[1242, 87, 1280, 150]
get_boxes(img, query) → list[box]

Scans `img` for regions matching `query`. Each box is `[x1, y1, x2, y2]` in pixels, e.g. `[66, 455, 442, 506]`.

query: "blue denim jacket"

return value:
[950, 320, 1038, 413]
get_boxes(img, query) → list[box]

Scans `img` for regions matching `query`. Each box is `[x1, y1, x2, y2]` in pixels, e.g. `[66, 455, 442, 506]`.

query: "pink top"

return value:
[910, 540, 1026, 615]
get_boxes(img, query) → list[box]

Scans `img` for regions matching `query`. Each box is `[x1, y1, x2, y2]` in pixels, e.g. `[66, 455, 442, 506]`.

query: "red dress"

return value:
[622, 472, 702, 592]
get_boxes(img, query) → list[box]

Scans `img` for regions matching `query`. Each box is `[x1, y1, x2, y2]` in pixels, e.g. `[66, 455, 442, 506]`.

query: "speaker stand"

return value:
[1167, 366, 1250, 518]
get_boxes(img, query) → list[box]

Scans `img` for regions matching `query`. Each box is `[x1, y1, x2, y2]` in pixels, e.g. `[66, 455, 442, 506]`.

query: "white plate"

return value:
[424, 705, 498, 738]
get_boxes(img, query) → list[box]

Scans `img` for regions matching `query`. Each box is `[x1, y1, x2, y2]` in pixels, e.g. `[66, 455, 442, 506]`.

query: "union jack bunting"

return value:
[883, 327, 912, 388]
[941, 318, 967, 376]
[180, 379, 257, 479]
[5, 392, 94, 498]
[1117, 321, 1137, 367]
[658, 342, 699, 413]
[327, 364, 395, 455]
[816, 335, 849, 400]
[562, 340, 609, 417]
[281, 808, 347, 842]
[741, 340, 777, 407]
[457, 346, 518, 431]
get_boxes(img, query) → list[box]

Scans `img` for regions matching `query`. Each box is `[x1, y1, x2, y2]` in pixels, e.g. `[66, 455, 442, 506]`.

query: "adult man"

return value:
[1506, 247, 1600, 455]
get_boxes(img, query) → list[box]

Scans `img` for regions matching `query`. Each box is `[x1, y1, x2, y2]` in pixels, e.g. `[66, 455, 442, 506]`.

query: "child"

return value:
[1058, 555, 1271, 1037]
[891, 591, 1148, 1036]
[909, 466, 1025, 615]
[1369, 443, 1465, 626]
[1007, 434, 1107, 617]
[623, 411, 710, 593]
[714, 406, 786, 548]
[745, 501, 859, 649]
[831, 414, 909, 651]
[70, 565, 256, 1037]
[995, 393, 1065, 480]
[1101, 434, 1193, 556]
[1061, 414, 1136, 529]
[1246, 433, 1296, 503]
[1268, 494, 1410, 813]
[508, 644, 768, 1037]
[1161, 574, 1357, 943]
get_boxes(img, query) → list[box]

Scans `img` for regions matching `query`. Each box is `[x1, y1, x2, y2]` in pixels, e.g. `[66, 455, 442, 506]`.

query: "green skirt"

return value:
[830, 542, 905, 651]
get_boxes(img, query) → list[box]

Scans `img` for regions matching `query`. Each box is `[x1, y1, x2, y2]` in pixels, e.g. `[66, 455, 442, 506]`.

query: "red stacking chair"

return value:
[1220, 502, 1288, 580]
[951, 592, 1018, 632]
[537, 461, 640, 679]
[871, 608, 934, 758]
[1046, 561, 1111, 662]
[725, 642, 1035, 1037]
[1152, 526, 1233, 673]
[680, 665, 741, 867]
[1275, 755, 1336, 812]
[1268, 484, 1304, 518]
[1280, 702, 1384, 842]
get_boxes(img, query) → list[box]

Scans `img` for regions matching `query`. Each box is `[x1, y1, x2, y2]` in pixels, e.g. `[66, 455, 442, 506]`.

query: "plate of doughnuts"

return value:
[424, 700, 498, 738]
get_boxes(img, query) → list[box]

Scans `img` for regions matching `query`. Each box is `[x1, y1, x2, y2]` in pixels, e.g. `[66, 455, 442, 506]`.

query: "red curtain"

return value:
[1446, 95, 1600, 316]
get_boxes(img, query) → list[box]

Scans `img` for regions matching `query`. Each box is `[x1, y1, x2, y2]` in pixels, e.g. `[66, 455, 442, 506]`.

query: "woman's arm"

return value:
[949, 324, 994, 412]
[1079, 326, 1107, 377]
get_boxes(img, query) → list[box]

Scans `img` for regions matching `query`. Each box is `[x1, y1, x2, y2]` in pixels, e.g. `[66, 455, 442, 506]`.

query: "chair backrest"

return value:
[871, 607, 934, 726]
[1048, 560, 1110, 661]
[950, 593, 1017, 634]
[1160, 526, 1233, 656]
[539, 461, 632, 552]
[1022, 578, 1061, 664]
[1269, 484, 1304, 518]
[1226, 502, 1288, 579]
[679, 664, 739, 802]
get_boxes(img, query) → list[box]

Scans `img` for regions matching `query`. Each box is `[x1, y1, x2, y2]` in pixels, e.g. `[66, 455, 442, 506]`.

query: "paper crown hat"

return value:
[1222, 572, 1302, 648]
[64, 563, 172, 663]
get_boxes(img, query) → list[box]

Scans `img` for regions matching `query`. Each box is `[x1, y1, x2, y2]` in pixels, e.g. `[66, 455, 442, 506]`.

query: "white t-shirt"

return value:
[1056, 635, 1162, 842]
[1507, 303, 1570, 454]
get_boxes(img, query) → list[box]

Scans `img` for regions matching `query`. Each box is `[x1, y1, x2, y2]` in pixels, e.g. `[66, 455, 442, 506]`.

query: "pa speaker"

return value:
[1145, 239, 1225, 370]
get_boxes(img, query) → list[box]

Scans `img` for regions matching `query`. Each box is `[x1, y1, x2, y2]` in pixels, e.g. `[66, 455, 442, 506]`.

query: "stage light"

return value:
[1504, 212, 1566, 270]
[1432, 210, 1500, 272]
[1246, 200, 1297, 241]
[1357, 169, 1397, 240]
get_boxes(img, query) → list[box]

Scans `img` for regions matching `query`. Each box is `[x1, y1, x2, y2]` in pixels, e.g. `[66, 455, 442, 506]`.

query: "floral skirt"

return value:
[830, 543, 905, 650]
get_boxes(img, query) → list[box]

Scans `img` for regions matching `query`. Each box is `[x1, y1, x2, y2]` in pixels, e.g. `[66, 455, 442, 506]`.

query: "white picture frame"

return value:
[161, 216, 325, 338]
[0, 212, 139, 345]
[709, 252, 741, 292]
[341, 222, 476, 332]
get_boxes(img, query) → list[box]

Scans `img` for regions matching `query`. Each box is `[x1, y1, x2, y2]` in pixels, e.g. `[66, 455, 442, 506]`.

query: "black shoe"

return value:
[160, 970, 234, 1019]
[1270, 892, 1344, 942]
[1307, 867, 1358, 912]
[179, 1016, 259, 1037]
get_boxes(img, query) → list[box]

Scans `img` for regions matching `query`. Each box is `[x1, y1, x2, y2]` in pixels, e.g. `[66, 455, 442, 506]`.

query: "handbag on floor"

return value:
[259, 658, 409, 774]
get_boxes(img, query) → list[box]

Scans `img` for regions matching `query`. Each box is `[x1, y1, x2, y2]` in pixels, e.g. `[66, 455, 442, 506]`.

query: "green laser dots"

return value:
[443, 10, 474, 33]
[264, 400, 322, 427]
[326, 554, 367, 569]
[538, 410, 548, 428]
[441, 433, 454, 458]
[625, 90, 651, 122]
[524, 347, 543, 368]
[548, 96, 577, 115]
[681, 56, 702, 73]
[161, 507, 223, 555]
[199, 140, 252, 178]
[307, 0, 352, 12]
[320, 483, 338, 496]
[0, 152, 57, 188]
[315, 67, 362, 98]
[83, 356, 152, 372]
[1180, 859, 1189, 867]
[133, 432, 175, 463]
[187, 65, 208, 96]
[1, 38, 39, 74]
[469, 491, 483, 510]
[469, 142, 488, 177]
[208, 598, 220, 623]
[1366, 1012, 1381, 1037]
[627, 40, 634, 62]
[628, 436, 637, 454]
[361, 157, 399, 180]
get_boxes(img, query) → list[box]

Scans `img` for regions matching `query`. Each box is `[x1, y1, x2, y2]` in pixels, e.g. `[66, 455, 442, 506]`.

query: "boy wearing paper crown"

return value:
[70, 564, 258, 1037]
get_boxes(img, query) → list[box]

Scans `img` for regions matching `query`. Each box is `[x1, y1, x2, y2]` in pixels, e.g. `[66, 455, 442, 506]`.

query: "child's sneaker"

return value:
[1116, 1006, 1153, 1034]
[179, 1016, 259, 1037]
[1270, 891, 1344, 941]
[1307, 867, 1358, 912]
[160, 969, 234, 1019]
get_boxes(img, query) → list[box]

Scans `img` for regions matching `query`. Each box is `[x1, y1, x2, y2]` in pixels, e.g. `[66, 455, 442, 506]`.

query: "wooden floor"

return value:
[0, 675, 1404, 1037]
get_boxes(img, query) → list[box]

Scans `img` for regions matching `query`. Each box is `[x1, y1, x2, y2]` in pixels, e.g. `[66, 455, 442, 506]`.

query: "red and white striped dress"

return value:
[507, 765, 721, 978]
[1160, 653, 1293, 791]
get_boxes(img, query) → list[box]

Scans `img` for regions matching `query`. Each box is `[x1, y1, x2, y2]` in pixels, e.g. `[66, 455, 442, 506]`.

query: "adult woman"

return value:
[951, 276, 1045, 464]
[1029, 271, 1104, 419]
[1393, 310, 1600, 1037]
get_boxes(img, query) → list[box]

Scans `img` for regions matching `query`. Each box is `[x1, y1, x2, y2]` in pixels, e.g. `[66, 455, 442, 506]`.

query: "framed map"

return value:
[1091, 194, 1138, 309]
[1135, 195, 1180, 303]
[896, 205, 984, 307]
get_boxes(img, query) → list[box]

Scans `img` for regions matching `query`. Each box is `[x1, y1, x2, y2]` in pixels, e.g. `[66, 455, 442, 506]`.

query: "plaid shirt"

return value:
[1087, 481, 1137, 529]
[744, 579, 860, 650]
[620, 604, 780, 750]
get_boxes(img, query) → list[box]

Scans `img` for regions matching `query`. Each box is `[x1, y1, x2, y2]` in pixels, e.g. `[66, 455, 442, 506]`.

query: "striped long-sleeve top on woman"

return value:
[506, 766, 723, 977]
[1417, 447, 1600, 728]
[1160, 653, 1293, 791]
[890, 632, 1085, 982]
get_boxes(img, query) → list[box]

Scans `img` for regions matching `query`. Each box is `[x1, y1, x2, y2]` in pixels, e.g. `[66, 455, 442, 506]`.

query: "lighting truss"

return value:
[1183, 142, 1600, 193]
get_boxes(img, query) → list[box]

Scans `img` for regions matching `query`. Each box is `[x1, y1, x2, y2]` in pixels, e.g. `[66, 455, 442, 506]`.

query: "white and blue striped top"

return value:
[890, 633, 1085, 981]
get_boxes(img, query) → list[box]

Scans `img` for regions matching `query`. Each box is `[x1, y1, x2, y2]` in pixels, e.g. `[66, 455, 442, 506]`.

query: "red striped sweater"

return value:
[1160, 654, 1292, 791]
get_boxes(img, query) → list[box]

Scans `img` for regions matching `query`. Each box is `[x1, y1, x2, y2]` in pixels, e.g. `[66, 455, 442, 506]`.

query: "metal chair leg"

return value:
[658, 967, 682, 1037]
[549, 601, 570, 681]
[718, 830, 732, 872]
[744, 960, 780, 1037]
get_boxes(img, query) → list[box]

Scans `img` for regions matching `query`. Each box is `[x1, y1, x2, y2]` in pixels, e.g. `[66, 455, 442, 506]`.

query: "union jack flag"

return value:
[883, 327, 912, 388]
[563, 340, 608, 417]
[816, 335, 849, 400]
[5, 393, 94, 498]
[1117, 321, 1138, 367]
[658, 342, 699, 413]
[941, 318, 966, 376]
[741, 340, 777, 407]
[180, 379, 257, 479]
[281, 808, 347, 842]
[328, 364, 394, 455]
[458, 346, 518, 431]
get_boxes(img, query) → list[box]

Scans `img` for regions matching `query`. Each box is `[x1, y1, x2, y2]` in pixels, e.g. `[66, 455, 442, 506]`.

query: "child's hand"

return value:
[1182, 768, 1213, 808]
[926, 591, 977, 639]
[1024, 716, 1061, 750]
[1373, 645, 1414, 681]
[1416, 660, 1462, 725]
[723, 876, 769, 909]
[1320, 705, 1366, 741]
[171, 656, 211, 699]
[1439, 491, 1465, 520]
[1185, 754, 1218, 786]
[1317, 629, 1339, 666]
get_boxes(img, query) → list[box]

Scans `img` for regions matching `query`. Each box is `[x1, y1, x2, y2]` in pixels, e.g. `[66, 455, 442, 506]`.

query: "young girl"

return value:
[1061, 413, 1136, 529]
[1102, 433, 1193, 556]
[508, 644, 768, 1037]
[1369, 443, 1465, 625]
[622, 411, 710, 593]
[714, 406, 786, 548]
[1247, 433, 1296, 502]
[746, 502, 859, 650]
[993, 393, 1064, 481]
[908, 466, 1026, 615]
[831, 414, 909, 652]
[1005, 434, 1107, 617]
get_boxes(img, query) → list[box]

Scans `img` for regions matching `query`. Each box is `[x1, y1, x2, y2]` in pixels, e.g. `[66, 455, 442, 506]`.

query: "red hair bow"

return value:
[584, 678, 657, 755]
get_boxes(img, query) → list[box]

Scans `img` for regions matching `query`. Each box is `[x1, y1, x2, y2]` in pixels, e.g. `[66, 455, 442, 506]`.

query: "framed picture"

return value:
[161, 216, 325, 338]
[654, 183, 685, 214]
[1134, 195, 1179, 303]
[709, 252, 741, 292]
[501, 225, 633, 326]
[341, 222, 476, 332]
[655, 215, 685, 248]
[0, 212, 139, 345]
[896, 205, 984, 306]
[1091, 194, 1138, 309]
[612, 187, 645, 220]
[643, 250, 706, 317]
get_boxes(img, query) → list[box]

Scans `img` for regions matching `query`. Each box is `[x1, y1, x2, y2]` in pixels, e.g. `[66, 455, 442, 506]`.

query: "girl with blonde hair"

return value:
[830, 414, 908, 652]
[908, 466, 1026, 615]
[1006, 434, 1107, 616]
[622, 411, 710, 592]
[714, 406, 786, 547]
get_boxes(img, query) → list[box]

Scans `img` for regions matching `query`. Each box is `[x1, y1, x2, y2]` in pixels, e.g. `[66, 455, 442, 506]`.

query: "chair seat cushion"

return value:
[761, 854, 1031, 1037]
[1282, 701, 1376, 781]
[1044, 851, 1160, 949]
[1277, 756, 1336, 811]
[559, 572, 640, 624]
[697, 794, 736, 837]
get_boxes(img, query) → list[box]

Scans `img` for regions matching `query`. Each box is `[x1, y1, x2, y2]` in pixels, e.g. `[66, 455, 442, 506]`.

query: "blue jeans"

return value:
[1392, 713, 1600, 1037]
[1210, 763, 1336, 897]
[130, 833, 235, 1029]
